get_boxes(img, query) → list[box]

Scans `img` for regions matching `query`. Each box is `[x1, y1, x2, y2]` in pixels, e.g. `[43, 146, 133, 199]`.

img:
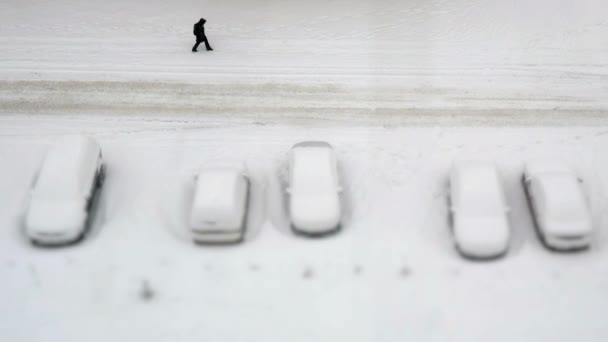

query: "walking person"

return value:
[192, 18, 213, 52]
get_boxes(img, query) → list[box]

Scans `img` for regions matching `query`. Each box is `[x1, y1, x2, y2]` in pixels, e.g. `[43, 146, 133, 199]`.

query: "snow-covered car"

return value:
[448, 161, 511, 259]
[287, 141, 342, 236]
[25, 135, 105, 246]
[523, 161, 593, 251]
[189, 167, 250, 244]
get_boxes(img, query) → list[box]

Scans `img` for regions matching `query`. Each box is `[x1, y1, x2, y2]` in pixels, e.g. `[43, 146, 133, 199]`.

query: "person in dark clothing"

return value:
[192, 18, 213, 52]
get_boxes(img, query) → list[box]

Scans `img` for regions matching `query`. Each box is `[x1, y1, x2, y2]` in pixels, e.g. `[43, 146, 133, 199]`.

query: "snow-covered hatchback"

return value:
[523, 161, 593, 251]
[189, 167, 250, 244]
[287, 141, 342, 237]
[25, 135, 104, 246]
[448, 161, 511, 259]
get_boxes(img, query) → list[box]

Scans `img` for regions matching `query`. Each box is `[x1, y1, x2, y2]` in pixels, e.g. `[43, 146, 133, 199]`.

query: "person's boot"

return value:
[192, 48, 197, 52]
[207, 47, 213, 51]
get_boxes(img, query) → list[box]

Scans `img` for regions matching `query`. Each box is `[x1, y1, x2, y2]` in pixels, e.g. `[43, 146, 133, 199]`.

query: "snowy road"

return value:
[1, 79, 607, 125]
[2, 115, 608, 341]
[2, 0, 608, 118]
[1, 36, 607, 120]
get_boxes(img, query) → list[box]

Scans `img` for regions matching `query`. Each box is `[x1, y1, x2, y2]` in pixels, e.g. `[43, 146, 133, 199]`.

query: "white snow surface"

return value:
[2, 116, 608, 341]
[450, 161, 507, 214]
[189, 168, 248, 232]
[449, 162, 510, 257]
[2, 0, 608, 341]
[33, 135, 100, 198]
[1, 0, 608, 121]
[288, 143, 342, 233]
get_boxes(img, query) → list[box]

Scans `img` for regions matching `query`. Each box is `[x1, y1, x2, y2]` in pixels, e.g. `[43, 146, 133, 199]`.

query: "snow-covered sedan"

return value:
[523, 161, 593, 251]
[448, 161, 511, 259]
[25, 135, 105, 246]
[189, 167, 250, 244]
[287, 141, 342, 236]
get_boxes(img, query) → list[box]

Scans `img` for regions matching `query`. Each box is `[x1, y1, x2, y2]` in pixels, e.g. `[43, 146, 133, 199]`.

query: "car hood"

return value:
[290, 194, 341, 232]
[26, 199, 87, 234]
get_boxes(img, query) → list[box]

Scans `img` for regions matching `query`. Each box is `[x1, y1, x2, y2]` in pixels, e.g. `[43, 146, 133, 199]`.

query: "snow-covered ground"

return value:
[3, 116, 608, 342]
[1, 0, 608, 118]
[2, 0, 608, 341]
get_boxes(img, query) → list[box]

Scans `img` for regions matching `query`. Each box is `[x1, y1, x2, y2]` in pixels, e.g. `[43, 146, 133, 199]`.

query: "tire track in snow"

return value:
[1, 80, 607, 126]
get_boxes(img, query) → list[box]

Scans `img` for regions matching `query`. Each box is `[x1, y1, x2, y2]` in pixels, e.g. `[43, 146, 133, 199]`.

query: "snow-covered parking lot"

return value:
[2, 115, 608, 341]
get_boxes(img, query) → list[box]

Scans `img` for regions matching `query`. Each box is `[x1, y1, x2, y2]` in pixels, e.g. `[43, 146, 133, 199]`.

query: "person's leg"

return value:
[192, 38, 201, 52]
[203, 34, 213, 51]
[204, 40, 213, 51]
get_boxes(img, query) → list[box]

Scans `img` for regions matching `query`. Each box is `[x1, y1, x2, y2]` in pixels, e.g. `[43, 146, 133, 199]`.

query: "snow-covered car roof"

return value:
[290, 142, 338, 192]
[533, 174, 588, 220]
[450, 161, 507, 214]
[34, 135, 101, 199]
[191, 168, 247, 223]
